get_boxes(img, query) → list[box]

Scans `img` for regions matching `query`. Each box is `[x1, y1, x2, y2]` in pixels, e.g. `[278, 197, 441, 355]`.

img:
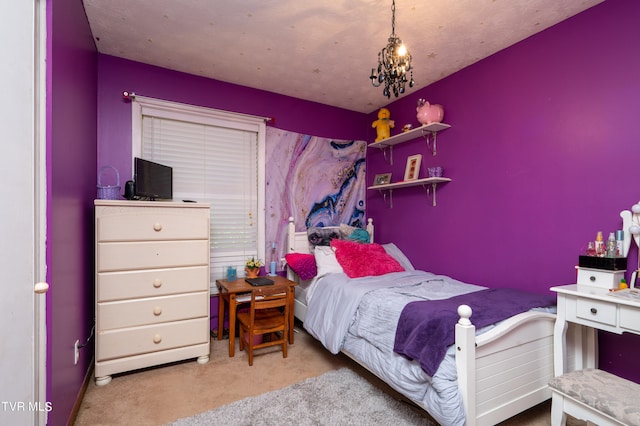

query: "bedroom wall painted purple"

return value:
[47, 0, 98, 424]
[366, 0, 640, 382]
[96, 55, 370, 181]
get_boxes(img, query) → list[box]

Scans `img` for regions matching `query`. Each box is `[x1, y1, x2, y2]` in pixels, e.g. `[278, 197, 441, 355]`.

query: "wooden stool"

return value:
[549, 368, 640, 426]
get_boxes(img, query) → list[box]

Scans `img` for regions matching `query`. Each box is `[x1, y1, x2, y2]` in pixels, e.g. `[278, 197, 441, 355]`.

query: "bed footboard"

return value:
[455, 305, 557, 426]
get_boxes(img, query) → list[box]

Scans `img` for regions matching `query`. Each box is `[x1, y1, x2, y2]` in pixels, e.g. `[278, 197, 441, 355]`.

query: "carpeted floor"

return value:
[168, 368, 432, 425]
[74, 324, 579, 425]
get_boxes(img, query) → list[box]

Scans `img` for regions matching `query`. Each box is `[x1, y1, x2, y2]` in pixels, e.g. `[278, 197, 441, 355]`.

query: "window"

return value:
[131, 96, 266, 289]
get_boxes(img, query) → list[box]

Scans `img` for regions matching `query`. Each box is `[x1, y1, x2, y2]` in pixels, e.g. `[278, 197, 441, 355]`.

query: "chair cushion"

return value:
[548, 368, 640, 425]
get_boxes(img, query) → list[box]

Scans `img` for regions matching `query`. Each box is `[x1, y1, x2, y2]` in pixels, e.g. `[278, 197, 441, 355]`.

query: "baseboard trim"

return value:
[67, 358, 94, 426]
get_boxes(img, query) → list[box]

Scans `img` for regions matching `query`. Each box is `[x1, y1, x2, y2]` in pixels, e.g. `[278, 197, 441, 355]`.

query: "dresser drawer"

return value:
[97, 266, 209, 302]
[98, 292, 209, 330]
[96, 207, 209, 242]
[97, 240, 209, 272]
[620, 306, 640, 333]
[96, 317, 209, 361]
[576, 298, 617, 327]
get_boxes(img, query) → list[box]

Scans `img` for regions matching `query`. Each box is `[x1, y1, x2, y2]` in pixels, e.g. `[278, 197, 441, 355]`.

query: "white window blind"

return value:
[131, 96, 266, 289]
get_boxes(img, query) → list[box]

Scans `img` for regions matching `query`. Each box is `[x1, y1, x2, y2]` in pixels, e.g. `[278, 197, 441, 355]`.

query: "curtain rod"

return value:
[122, 91, 273, 123]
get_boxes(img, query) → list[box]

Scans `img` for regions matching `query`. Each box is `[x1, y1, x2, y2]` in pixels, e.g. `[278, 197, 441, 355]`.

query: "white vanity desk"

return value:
[551, 284, 640, 376]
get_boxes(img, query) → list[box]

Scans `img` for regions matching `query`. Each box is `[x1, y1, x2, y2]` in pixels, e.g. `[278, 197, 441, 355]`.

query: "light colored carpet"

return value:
[167, 368, 431, 426]
[73, 325, 570, 425]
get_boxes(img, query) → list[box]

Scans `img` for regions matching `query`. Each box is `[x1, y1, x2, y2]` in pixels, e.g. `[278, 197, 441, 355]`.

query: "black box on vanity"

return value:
[578, 255, 627, 271]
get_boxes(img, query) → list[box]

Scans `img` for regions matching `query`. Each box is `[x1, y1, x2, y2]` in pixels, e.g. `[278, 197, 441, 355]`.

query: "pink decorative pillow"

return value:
[285, 253, 317, 280]
[330, 239, 404, 278]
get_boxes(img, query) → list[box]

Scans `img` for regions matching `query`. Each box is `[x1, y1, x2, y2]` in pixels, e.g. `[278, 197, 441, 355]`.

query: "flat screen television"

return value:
[134, 157, 173, 200]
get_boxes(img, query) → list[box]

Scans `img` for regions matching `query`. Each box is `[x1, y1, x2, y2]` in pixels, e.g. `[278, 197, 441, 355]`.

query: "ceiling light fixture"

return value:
[370, 0, 415, 98]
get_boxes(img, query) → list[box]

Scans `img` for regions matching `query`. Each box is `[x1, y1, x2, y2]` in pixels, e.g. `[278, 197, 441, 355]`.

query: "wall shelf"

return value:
[368, 177, 451, 208]
[368, 122, 451, 164]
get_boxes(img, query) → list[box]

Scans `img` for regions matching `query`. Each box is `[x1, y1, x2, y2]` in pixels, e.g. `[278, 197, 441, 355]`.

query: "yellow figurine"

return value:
[372, 108, 395, 142]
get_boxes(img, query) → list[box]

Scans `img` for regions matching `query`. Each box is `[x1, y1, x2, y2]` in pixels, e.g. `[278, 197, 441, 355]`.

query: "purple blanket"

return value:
[393, 288, 556, 376]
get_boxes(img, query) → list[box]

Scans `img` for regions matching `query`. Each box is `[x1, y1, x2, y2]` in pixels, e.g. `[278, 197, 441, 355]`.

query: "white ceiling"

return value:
[83, 0, 604, 114]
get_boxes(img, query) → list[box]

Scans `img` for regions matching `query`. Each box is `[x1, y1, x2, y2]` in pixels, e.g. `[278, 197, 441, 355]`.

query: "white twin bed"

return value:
[286, 217, 562, 426]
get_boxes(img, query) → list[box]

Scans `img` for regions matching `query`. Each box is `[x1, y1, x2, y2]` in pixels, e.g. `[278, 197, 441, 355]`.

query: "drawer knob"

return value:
[153, 306, 162, 316]
[153, 222, 163, 232]
[153, 334, 162, 344]
[153, 278, 162, 288]
[589, 276, 596, 282]
[590, 307, 598, 314]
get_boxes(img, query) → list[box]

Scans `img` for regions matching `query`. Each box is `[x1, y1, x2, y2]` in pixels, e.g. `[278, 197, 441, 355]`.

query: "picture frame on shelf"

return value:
[404, 154, 422, 181]
[373, 173, 392, 186]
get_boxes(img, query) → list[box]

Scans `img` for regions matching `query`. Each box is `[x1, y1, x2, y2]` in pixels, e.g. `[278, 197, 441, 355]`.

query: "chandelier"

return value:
[369, 0, 415, 98]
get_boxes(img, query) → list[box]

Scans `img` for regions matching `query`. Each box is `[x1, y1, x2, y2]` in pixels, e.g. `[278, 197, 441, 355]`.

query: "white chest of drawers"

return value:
[94, 200, 211, 385]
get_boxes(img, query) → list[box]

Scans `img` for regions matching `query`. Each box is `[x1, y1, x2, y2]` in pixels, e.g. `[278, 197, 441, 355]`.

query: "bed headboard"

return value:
[286, 216, 374, 284]
[286, 216, 374, 255]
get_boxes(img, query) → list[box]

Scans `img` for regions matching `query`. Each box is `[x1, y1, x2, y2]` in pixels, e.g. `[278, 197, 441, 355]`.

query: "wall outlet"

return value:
[74, 339, 80, 365]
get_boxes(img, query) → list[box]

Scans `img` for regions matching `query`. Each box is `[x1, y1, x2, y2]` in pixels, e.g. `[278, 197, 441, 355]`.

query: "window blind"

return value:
[133, 97, 266, 288]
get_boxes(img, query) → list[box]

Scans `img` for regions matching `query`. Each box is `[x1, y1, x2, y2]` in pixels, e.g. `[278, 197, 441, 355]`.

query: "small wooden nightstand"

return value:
[215, 276, 297, 357]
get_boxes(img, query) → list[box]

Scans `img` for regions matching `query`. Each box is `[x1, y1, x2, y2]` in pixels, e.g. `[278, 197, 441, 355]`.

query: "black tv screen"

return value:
[134, 157, 173, 200]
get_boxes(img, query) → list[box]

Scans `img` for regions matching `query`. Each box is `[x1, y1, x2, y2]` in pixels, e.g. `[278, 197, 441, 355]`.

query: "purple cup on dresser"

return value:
[427, 166, 443, 177]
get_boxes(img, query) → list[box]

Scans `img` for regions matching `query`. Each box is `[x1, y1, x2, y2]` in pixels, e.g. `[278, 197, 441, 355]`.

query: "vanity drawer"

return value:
[576, 298, 617, 327]
[98, 292, 208, 330]
[97, 240, 209, 272]
[96, 317, 209, 361]
[620, 306, 640, 333]
[97, 266, 209, 301]
[576, 267, 625, 293]
[96, 207, 209, 242]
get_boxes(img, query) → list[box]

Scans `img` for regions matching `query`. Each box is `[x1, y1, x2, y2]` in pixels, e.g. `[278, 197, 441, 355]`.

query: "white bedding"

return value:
[302, 270, 555, 426]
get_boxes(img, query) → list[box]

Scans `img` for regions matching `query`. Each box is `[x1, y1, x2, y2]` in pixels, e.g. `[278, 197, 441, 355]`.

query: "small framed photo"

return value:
[404, 154, 422, 181]
[373, 173, 392, 186]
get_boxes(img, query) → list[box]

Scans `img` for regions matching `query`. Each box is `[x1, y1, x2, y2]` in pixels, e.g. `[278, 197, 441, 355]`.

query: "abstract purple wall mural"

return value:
[265, 127, 366, 267]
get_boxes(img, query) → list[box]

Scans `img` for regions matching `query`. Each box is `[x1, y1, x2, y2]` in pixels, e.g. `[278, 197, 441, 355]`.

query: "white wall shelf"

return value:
[368, 177, 452, 208]
[368, 122, 451, 164]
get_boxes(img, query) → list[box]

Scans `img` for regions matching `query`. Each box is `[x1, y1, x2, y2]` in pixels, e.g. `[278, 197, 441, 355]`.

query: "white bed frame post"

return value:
[366, 218, 374, 242]
[287, 217, 297, 282]
[455, 305, 477, 425]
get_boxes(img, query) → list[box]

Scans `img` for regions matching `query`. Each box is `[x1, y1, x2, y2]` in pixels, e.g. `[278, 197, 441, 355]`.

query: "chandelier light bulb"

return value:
[631, 203, 640, 214]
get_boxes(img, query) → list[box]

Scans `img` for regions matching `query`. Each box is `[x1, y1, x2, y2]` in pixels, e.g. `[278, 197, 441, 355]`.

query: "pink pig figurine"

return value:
[416, 99, 444, 125]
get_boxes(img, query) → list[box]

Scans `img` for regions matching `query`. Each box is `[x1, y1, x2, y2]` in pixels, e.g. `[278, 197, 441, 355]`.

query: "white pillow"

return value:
[382, 243, 415, 271]
[314, 245, 344, 277]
